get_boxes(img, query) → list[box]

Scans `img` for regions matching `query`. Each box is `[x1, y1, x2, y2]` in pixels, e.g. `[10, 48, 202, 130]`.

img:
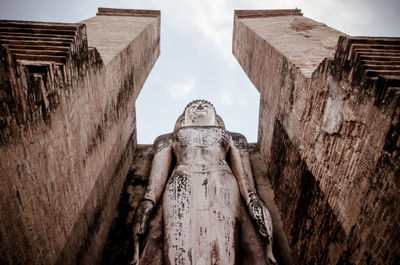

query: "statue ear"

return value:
[216, 115, 225, 128]
[174, 114, 185, 131]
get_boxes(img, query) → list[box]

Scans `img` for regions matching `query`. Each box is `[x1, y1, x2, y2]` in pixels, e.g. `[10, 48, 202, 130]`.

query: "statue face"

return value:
[184, 101, 216, 126]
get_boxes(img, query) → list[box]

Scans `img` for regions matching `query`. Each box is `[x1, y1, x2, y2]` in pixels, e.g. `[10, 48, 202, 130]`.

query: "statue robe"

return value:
[138, 127, 269, 265]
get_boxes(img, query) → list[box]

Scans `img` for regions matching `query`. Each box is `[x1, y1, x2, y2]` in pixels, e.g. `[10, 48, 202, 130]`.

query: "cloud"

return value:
[156, 0, 239, 63]
[168, 81, 195, 99]
[221, 90, 234, 106]
[156, 0, 290, 64]
[220, 89, 248, 107]
[188, 0, 232, 58]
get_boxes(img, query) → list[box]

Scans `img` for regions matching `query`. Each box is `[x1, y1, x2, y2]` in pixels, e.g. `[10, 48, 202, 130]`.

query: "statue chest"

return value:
[172, 126, 229, 148]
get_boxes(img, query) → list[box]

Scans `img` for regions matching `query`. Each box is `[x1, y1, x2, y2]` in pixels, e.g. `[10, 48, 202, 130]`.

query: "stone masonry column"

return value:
[233, 9, 400, 265]
[0, 8, 160, 265]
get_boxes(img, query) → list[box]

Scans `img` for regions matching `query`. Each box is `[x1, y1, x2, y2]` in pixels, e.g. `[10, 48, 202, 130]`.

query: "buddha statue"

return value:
[131, 100, 276, 265]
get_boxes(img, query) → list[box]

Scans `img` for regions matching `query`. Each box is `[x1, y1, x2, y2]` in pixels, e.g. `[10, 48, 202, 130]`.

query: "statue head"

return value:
[184, 100, 216, 126]
[174, 100, 225, 131]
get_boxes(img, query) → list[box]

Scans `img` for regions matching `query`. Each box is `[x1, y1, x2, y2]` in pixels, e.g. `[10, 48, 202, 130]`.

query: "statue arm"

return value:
[228, 132, 257, 205]
[229, 132, 276, 264]
[131, 134, 172, 265]
[142, 133, 173, 205]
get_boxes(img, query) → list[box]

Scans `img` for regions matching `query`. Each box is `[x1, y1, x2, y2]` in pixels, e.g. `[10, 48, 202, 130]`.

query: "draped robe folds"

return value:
[138, 126, 270, 265]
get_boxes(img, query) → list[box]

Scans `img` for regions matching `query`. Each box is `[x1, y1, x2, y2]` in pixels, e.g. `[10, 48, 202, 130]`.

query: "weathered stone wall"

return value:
[234, 9, 400, 265]
[0, 8, 160, 265]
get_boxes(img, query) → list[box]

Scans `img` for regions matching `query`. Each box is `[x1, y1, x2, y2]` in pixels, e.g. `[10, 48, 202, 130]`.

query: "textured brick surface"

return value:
[234, 9, 400, 265]
[0, 9, 160, 265]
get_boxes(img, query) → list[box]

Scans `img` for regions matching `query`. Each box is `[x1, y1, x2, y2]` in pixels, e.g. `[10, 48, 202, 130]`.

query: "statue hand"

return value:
[248, 195, 272, 241]
[132, 199, 154, 235]
[248, 195, 277, 264]
[131, 199, 154, 265]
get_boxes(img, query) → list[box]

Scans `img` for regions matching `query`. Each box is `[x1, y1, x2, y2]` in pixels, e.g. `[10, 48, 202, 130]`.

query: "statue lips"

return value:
[196, 110, 207, 117]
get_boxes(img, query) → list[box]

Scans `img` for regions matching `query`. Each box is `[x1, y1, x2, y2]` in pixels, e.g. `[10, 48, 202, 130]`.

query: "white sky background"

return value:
[1, 0, 399, 143]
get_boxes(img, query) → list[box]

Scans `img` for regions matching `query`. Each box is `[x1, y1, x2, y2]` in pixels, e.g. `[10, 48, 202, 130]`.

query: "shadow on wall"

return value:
[268, 120, 350, 265]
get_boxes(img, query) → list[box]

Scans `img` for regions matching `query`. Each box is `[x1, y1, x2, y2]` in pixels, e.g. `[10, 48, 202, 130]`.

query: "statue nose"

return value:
[198, 105, 204, 109]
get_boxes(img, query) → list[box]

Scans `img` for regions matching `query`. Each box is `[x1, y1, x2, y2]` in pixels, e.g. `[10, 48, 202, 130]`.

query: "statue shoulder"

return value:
[230, 132, 248, 150]
[153, 133, 172, 153]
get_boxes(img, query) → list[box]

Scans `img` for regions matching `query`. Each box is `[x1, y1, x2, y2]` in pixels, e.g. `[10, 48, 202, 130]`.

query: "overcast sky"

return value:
[1, 0, 399, 143]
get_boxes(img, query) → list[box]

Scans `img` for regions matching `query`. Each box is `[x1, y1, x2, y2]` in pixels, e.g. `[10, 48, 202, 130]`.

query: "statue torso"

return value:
[172, 126, 230, 167]
[164, 126, 240, 265]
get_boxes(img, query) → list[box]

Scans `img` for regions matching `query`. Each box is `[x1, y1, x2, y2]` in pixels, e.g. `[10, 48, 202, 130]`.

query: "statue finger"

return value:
[258, 223, 269, 238]
[131, 235, 140, 265]
[134, 225, 145, 236]
[266, 242, 277, 265]
[130, 257, 139, 265]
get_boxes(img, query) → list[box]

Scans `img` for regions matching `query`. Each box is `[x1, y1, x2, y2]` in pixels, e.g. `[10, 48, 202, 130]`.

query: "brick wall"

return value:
[0, 9, 160, 265]
[234, 9, 400, 264]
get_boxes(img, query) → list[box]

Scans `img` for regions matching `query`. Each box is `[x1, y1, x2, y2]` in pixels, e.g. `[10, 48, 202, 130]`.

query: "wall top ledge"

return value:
[96, 7, 160, 18]
[234, 9, 303, 19]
